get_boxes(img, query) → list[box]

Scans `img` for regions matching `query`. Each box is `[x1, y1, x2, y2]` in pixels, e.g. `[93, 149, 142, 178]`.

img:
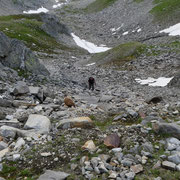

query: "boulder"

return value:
[0, 99, 12, 107]
[64, 97, 75, 107]
[152, 122, 180, 139]
[57, 117, 94, 129]
[0, 31, 49, 76]
[0, 125, 42, 139]
[104, 133, 120, 148]
[24, 114, 51, 134]
[13, 81, 29, 96]
[37, 170, 70, 180]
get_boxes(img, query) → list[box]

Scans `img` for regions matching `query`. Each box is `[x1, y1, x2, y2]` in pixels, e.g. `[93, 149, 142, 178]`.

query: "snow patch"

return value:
[123, 31, 128, 36]
[160, 23, 180, 36]
[53, 3, 63, 8]
[23, 7, 49, 14]
[71, 33, 111, 53]
[86, 63, 96, 66]
[135, 77, 173, 87]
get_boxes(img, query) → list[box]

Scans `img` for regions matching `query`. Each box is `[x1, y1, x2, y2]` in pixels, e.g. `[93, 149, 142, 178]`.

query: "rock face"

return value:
[24, 114, 51, 134]
[40, 13, 72, 44]
[0, 32, 49, 76]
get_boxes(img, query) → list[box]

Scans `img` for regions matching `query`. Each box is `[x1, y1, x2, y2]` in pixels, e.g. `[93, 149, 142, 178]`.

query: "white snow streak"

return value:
[71, 33, 111, 53]
[160, 23, 180, 36]
[23, 7, 49, 14]
[86, 63, 96, 66]
[135, 77, 173, 87]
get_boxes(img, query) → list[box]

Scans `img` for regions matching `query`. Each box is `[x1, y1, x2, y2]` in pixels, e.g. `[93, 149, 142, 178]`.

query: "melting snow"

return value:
[71, 33, 111, 53]
[86, 63, 96, 66]
[23, 7, 49, 14]
[135, 77, 173, 87]
[53, 3, 63, 8]
[137, 28, 142, 32]
[123, 31, 128, 36]
[160, 23, 180, 36]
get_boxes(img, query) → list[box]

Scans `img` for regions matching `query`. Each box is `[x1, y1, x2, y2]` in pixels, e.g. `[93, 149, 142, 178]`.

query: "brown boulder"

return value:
[104, 133, 120, 148]
[64, 97, 75, 107]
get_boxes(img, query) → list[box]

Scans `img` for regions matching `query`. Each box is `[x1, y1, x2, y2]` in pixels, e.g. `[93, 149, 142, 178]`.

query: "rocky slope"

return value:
[0, 0, 180, 180]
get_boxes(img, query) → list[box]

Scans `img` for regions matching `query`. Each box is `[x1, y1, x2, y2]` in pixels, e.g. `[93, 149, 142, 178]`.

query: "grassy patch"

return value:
[0, 14, 70, 53]
[150, 0, 180, 23]
[86, 41, 145, 67]
[94, 116, 113, 131]
[84, 0, 117, 13]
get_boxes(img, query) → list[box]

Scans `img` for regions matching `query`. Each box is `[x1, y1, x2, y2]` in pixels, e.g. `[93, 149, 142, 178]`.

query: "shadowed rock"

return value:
[152, 122, 180, 139]
[0, 32, 49, 76]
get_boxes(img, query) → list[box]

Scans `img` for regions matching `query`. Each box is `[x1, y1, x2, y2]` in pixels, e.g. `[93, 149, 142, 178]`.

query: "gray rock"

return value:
[37, 170, 70, 180]
[121, 159, 133, 167]
[0, 141, 8, 151]
[0, 99, 12, 107]
[29, 86, 40, 95]
[168, 153, 180, 165]
[0, 32, 49, 76]
[177, 164, 180, 171]
[13, 81, 29, 96]
[125, 172, 135, 180]
[24, 114, 51, 134]
[162, 161, 176, 170]
[0, 125, 16, 139]
[0, 119, 21, 128]
[152, 122, 180, 139]
[98, 162, 108, 173]
[99, 95, 114, 102]
[168, 73, 180, 88]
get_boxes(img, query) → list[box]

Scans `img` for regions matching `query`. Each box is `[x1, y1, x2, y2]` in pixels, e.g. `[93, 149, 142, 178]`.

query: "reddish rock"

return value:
[64, 97, 75, 107]
[104, 133, 120, 148]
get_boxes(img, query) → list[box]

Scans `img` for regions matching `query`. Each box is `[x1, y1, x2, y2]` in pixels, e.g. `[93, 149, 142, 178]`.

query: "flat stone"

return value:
[130, 164, 143, 174]
[29, 86, 40, 95]
[57, 117, 94, 129]
[162, 161, 176, 170]
[0, 148, 9, 158]
[24, 114, 51, 134]
[37, 170, 70, 180]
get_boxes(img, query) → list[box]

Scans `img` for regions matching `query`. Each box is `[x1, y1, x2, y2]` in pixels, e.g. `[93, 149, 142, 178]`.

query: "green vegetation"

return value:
[0, 14, 69, 53]
[150, 0, 180, 22]
[86, 41, 145, 67]
[84, 0, 118, 13]
[93, 116, 113, 131]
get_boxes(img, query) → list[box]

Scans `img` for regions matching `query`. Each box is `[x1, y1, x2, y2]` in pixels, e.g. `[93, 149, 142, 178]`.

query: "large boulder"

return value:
[24, 114, 51, 134]
[152, 122, 180, 139]
[57, 117, 94, 129]
[13, 81, 29, 96]
[0, 32, 49, 76]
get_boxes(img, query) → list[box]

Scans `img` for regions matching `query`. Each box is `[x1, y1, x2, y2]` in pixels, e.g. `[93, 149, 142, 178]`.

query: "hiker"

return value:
[88, 77, 96, 91]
